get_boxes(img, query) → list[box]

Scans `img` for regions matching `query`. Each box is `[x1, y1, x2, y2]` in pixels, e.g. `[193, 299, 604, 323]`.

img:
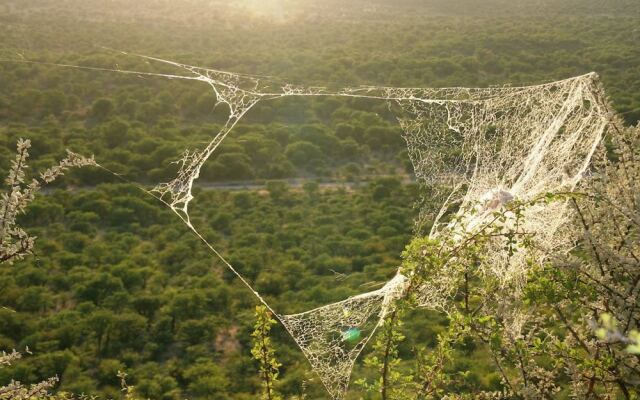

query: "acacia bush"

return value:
[349, 123, 640, 399]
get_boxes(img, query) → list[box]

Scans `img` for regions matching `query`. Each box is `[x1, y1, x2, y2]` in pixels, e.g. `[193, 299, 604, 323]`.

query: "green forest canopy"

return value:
[0, 0, 639, 398]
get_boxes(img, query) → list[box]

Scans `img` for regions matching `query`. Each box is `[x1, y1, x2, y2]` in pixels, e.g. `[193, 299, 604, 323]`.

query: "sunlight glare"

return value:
[236, 0, 290, 21]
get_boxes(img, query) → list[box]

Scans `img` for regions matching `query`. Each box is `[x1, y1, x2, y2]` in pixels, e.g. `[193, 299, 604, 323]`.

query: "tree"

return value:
[251, 305, 281, 400]
[0, 140, 94, 399]
[109, 313, 148, 354]
[284, 141, 323, 169]
[266, 181, 288, 202]
[0, 139, 95, 264]
[183, 359, 231, 400]
[90, 98, 114, 122]
[41, 90, 68, 117]
[356, 123, 640, 399]
[525, 122, 640, 397]
[87, 309, 114, 355]
[0, 350, 58, 400]
[370, 177, 402, 201]
[101, 119, 130, 148]
[302, 181, 319, 201]
[202, 153, 255, 181]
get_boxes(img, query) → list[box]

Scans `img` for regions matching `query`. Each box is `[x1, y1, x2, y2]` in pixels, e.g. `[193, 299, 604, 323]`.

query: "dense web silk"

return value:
[12, 53, 612, 398]
[143, 55, 609, 398]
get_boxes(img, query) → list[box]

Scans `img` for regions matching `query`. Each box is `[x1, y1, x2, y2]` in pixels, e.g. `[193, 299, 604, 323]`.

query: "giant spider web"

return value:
[7, 53, 613, 399]
[145, 56, 610, 398]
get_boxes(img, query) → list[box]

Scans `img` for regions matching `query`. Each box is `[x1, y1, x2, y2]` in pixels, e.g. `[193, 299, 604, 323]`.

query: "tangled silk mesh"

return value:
[135, 56, 610, 398]
[25, 53, 612, 399]
[279, 274, 407, 399]
[394, 75, 611, 303]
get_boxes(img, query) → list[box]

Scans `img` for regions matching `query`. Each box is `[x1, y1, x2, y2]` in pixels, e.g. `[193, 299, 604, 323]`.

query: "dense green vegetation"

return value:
[0, 180, 424, 398]
[1, 0, 639, 184]
[1, 0, 639, 398]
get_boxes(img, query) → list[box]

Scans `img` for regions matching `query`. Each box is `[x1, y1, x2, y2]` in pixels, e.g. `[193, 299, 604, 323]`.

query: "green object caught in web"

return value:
[341, 328, 361, 343]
